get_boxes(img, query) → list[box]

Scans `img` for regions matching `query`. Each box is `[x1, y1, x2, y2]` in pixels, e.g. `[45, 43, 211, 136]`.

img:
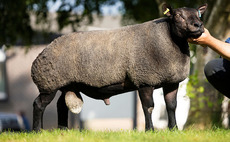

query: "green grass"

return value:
[0, 128, 230, 142]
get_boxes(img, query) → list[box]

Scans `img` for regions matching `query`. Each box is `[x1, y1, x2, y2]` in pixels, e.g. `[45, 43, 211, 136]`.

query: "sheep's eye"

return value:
[174, 13, 185, 21]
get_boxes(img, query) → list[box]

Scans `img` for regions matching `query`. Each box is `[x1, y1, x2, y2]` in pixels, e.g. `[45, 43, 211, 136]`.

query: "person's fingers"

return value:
[187, 38, 197, 44]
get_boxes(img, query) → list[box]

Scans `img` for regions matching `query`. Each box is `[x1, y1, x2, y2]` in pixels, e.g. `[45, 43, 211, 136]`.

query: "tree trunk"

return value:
[221, 96, 229, 128]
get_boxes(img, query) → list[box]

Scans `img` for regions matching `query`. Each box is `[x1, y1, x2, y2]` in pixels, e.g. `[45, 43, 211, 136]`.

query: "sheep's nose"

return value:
[194, 22, 202, 28]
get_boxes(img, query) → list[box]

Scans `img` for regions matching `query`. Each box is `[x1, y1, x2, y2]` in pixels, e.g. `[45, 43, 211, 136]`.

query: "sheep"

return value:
[31, 3, 208, 131]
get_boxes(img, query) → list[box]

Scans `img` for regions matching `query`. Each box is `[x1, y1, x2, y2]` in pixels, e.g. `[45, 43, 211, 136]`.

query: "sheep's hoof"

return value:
[65, 91, 83, 114]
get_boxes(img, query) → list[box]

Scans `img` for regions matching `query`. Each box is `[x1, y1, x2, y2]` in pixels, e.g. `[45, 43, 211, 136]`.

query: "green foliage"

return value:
[187, 72, 204, 99]
[0, 129, 230, 142]
[187, 73, 205, 124]
[55, 0, 116, 31]
[0, 0, 116, 46]
[186, 72, 223, 128]
[0, 0, 33, 46]
[121, 0, 159, 25]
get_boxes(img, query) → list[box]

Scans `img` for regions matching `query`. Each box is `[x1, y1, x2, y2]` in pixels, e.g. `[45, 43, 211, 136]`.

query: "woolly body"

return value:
[31, 17, 190, 96]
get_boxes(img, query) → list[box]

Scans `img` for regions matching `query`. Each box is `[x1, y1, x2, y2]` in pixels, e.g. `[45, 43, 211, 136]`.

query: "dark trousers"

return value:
[204, 58, 230, 98]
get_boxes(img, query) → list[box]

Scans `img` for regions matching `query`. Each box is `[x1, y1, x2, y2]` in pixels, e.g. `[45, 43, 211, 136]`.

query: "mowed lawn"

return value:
[0, 128, 230, 142]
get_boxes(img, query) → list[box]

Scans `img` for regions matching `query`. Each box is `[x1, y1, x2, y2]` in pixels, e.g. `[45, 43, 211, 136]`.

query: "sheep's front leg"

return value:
[138, 86, 154, 131]
[163, 83, 179, 130]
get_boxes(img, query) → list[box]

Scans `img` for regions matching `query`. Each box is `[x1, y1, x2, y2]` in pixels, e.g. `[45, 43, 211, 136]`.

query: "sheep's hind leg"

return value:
[163, 83, 179, 130]
[33, 92, 56, 131]
[138, 86, 154, 131]
[57, 92, 69, 129]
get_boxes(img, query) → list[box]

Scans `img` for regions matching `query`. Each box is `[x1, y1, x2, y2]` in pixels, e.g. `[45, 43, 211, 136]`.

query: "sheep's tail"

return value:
[65, 91, 83, 114]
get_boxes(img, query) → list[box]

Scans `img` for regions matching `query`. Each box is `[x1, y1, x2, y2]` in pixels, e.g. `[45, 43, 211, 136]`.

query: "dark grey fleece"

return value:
[31, 17, 190, 93]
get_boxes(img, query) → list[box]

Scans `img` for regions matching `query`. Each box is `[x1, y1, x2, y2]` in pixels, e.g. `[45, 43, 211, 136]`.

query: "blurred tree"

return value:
[0, 0, 34, 46]
[0, 0, 117, 46]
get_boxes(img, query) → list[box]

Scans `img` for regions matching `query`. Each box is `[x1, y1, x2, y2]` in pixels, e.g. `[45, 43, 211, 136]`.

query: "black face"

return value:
[171, 8, 204, 38]
[162, 4, 208, 39]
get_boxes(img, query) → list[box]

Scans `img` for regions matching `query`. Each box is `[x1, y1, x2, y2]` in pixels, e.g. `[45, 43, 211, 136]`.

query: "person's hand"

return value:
[187, 28, 211, 47]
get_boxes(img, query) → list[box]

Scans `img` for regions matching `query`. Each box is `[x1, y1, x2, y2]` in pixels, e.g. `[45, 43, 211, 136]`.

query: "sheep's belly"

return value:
[78, 80, 137, 100]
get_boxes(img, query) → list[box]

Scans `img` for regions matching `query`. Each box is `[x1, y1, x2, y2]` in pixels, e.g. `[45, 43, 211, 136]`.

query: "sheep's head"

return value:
[163, 3, 208, 39]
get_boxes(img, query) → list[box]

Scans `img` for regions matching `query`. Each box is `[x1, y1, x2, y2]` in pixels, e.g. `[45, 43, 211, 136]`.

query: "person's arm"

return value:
[188, 28, 230, 60]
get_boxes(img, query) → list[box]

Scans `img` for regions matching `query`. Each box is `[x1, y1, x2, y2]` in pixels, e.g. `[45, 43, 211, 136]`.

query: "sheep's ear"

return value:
[162, 3, 173, 17]
[198, 3, 208, 15]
